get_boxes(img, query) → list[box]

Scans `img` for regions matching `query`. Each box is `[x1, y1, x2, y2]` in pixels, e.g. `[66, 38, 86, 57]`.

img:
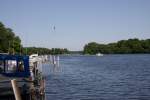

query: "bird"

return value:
[53, 26, 55, 31]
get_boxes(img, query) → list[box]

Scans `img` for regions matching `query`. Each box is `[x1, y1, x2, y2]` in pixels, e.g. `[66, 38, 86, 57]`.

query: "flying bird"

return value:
[53, 26, 56, 31]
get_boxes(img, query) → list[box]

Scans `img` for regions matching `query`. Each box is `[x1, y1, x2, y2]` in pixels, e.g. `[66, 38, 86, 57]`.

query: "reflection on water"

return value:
[52, 64, 62, 74]
[42, 62, 61, 76]
[43, 54, 150, 100]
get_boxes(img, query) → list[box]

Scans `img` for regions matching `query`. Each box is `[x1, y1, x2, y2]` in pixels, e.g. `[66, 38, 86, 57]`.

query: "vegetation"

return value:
[50, 48, 69, 55]
[23, 47, 69, 55]
[69, 51, 83, 55]
[83, 38, 150, 54]
[0, 22, 22, 54]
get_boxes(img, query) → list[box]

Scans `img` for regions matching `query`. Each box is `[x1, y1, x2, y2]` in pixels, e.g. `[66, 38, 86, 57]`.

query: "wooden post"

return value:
[11, 79, 22, 100]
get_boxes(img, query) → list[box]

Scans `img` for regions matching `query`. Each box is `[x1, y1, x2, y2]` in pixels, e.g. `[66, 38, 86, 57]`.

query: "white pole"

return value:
[11, 79, 22, 100]
[57, 56, 59, 67]
[53, 56, 56, 65]
[50, 55, 52, 64]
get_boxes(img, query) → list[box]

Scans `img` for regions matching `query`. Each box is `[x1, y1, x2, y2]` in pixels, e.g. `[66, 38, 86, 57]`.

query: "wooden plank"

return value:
[11, 79, 22, 100]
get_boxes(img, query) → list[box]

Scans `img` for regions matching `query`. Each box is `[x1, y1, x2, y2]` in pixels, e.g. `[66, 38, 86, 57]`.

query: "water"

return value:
[42, 54, 150, 100]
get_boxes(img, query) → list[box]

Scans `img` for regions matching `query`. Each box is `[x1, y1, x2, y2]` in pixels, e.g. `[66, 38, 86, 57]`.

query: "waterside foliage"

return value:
[0, 22, 22, 54]
[23, 47, 69, 55]
[83, 39, 150, 54]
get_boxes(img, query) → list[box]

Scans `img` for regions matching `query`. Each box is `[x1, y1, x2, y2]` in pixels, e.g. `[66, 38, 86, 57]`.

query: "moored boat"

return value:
[96, 53, 103, 56]
[0, 54, 45, 100]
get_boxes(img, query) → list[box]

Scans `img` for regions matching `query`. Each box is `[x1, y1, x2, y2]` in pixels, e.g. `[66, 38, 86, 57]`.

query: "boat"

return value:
[0, 54, 45, 100]
[96, 53, 103, 56]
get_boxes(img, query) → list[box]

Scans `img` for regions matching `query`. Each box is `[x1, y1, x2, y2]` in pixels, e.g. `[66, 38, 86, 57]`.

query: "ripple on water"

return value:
[43, 54, 150, 100]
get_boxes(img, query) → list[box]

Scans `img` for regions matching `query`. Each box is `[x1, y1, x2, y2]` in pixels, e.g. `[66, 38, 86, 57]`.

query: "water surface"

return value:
[43, 54, 150, 100]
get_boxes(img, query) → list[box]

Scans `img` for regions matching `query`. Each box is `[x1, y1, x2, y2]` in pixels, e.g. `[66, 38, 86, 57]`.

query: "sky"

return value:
[0, 0, 150, 51]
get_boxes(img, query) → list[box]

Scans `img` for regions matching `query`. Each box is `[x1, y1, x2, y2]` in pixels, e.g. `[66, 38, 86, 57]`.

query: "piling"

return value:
[11, 79, 22, 100]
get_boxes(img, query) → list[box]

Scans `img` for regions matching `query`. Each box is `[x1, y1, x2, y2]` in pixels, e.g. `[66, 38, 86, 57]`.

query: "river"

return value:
[42, 54, 150, 100]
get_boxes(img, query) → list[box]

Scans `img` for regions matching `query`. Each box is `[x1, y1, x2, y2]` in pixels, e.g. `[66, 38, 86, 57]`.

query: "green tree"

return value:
[83, 38, 150, 54]
[0, 22, 22, 54]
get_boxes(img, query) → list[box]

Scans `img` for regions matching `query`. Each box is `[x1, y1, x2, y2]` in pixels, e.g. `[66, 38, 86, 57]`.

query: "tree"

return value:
[83, 38, 150, 54]
[83, 42, 99, 54]
[0, 22, 22, 54]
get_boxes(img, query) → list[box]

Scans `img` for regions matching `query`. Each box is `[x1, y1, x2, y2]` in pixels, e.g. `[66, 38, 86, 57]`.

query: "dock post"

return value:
[11, 79, 22, 100]
[56, 55, 59, 67]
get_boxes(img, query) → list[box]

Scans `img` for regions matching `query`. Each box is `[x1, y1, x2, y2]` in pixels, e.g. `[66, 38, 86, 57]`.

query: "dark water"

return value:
[42, 54, 150, 100]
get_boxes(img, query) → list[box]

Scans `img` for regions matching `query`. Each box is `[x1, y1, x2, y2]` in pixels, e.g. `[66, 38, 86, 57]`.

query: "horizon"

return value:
[0, 0, 150, 51]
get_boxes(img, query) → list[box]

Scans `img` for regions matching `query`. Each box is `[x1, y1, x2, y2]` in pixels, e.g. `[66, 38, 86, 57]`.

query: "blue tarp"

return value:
[0, 54, 30, 77]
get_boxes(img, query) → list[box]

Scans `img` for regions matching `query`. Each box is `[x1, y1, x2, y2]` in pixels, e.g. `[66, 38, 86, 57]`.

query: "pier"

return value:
[0, 54, 55, 100]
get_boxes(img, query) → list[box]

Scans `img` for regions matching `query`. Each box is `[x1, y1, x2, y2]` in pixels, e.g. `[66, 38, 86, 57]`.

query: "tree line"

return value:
[83, 38, 150, 54]
[0, 22, 22, 54]
[0, 22, 69, 55]
[23, 47, 69, 55]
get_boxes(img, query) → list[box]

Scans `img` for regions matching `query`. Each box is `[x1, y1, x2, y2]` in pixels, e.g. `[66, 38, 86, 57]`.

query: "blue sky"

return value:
[0, 0, 150, 50]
